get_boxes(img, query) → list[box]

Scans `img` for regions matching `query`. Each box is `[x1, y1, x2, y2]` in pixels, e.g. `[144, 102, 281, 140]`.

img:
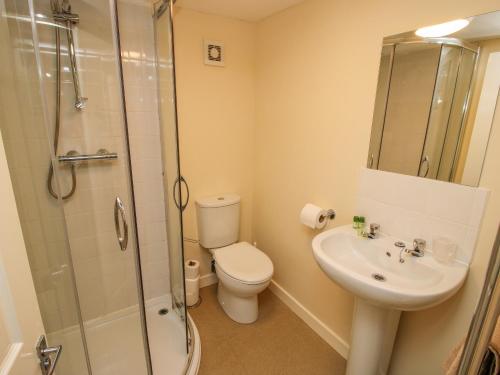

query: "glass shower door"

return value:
[154, 0, 188, 328]
[0, 1, 90, 374]
[31, 0, 152, 374]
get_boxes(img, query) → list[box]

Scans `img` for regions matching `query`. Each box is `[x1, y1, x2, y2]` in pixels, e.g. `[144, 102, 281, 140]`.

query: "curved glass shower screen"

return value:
[31, 0, 153, 373]
[1, 0, 168, 374]
[153, 0, 188, 326]
[117, 0, 190, 372]
[1, 0, 190, 373]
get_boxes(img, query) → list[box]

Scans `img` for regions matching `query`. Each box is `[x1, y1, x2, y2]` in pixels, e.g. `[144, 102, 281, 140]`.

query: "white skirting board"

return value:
[199, 272, 218, 288]
[269, 280, 350, 359]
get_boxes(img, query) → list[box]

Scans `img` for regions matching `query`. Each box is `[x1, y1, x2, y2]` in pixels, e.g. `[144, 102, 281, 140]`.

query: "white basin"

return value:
[312, 225, 468, 310]
[312, 225, 469, 375]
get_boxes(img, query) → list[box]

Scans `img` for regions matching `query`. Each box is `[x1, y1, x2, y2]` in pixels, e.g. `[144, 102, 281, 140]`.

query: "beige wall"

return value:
[253, 0, 500, 374]
[173, 8, 257, 276]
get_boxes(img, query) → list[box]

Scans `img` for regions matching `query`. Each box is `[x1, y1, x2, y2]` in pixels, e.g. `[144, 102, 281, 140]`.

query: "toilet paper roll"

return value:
[300, 203, 328, 229]
[185, 275, 200, 307]
[185, 259, 200, 279]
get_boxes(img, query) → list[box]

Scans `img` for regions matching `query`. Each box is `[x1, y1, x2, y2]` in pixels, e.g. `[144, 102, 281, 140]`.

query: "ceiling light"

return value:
[415, 19, 470, 38]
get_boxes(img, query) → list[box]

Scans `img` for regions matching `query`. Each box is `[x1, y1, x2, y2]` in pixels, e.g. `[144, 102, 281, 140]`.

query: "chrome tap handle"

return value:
[412, 238, 426, 257]
[370, 223, 380, 235]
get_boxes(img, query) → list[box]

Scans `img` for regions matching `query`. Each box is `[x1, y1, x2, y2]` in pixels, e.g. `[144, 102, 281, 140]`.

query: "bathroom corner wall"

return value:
[173, 8, 257, 276]
[253, 0, 500, 374]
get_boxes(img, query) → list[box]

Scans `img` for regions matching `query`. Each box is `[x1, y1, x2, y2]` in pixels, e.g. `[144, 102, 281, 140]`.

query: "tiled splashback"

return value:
[356, 168, 489, 264]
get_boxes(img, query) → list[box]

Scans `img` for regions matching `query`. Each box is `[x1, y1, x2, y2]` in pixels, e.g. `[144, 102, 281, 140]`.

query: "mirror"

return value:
[368, 11, 500, 186]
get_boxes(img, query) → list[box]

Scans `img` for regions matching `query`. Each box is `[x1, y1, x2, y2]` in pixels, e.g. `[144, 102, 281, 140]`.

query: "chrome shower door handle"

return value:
[173, 176, 190, 212]
[420, 155, 430, 177]
[114, 197, 128, 251]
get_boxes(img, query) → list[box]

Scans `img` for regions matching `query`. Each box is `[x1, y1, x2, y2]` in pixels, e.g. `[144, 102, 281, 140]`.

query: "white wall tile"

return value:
[356, 168, 489, 264]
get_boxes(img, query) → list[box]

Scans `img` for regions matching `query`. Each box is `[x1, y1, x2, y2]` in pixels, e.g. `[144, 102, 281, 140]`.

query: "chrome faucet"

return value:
[399, 238, 426, 263]
[364, 223, 380, 239]
[407, 238, 426, 257]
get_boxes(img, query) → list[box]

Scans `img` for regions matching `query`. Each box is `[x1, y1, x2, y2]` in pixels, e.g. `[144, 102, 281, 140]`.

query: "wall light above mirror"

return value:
[367, 10, 500, 186]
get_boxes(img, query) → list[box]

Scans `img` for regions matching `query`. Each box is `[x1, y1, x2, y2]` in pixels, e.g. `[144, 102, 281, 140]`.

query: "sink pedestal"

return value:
[346, 298, 401, 375]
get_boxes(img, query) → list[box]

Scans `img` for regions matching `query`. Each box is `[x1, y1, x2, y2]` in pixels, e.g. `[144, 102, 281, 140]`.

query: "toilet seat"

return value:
[213, 242, 273, 285]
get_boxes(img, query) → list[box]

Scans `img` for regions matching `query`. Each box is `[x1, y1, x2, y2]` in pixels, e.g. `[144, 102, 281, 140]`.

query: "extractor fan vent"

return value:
[204, 40, 224, 67]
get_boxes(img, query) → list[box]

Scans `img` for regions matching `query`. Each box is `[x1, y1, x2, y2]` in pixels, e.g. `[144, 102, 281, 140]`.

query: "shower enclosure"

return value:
[368, 37, 478, 182]
[0, 0, 197, 374]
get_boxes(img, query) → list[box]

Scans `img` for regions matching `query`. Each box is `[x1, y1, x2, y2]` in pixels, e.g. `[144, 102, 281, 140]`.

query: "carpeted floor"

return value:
[189, 284, 346, 375]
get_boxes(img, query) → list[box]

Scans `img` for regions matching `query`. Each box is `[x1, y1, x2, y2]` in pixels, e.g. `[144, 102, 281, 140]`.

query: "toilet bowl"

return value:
[212, 242, 273, 323]
[195, 194, 274, 323]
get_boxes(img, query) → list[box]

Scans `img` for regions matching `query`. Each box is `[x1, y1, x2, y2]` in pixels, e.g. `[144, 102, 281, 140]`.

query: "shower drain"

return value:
[158, 308, 169, 315]
[372, 273, 386, 282]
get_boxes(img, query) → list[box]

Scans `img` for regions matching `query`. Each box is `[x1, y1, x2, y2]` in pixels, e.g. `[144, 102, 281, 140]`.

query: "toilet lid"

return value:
[214, 242, 274, 284]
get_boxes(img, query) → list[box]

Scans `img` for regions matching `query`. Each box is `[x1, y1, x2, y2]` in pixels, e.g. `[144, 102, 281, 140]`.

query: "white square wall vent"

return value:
[204, 40, 225, 67]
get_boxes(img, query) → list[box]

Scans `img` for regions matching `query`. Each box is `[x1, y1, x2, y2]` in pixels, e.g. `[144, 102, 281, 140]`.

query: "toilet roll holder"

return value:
[318, 209, 336, 224]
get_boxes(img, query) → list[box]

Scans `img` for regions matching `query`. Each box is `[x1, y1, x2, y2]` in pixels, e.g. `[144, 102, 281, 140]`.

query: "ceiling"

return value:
[175, 0, 306, 22]
[453, 11, 500, 41]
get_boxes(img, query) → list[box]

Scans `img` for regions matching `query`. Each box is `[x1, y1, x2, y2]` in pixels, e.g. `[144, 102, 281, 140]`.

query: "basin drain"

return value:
[372, 273, 386, 282]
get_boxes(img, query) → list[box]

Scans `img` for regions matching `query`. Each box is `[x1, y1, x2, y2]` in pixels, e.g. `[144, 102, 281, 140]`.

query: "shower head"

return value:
[75, 97, 88, 110]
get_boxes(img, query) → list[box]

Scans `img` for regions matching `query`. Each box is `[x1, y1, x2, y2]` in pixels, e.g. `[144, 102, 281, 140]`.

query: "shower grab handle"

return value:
[114, 197, 128, 251]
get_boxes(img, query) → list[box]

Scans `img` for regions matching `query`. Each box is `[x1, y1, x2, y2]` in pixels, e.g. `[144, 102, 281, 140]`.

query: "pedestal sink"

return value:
[312, 225, 468, 375]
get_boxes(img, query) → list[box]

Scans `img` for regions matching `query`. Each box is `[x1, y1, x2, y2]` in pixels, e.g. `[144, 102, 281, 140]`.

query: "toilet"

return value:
[195, 194, 274, 324]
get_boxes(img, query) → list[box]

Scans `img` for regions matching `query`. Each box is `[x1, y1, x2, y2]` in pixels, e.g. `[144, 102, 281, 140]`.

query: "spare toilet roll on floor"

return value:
[185, 259, 199, 279]
[300, 203, 328, 229]
[185, 260, 200, 307]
